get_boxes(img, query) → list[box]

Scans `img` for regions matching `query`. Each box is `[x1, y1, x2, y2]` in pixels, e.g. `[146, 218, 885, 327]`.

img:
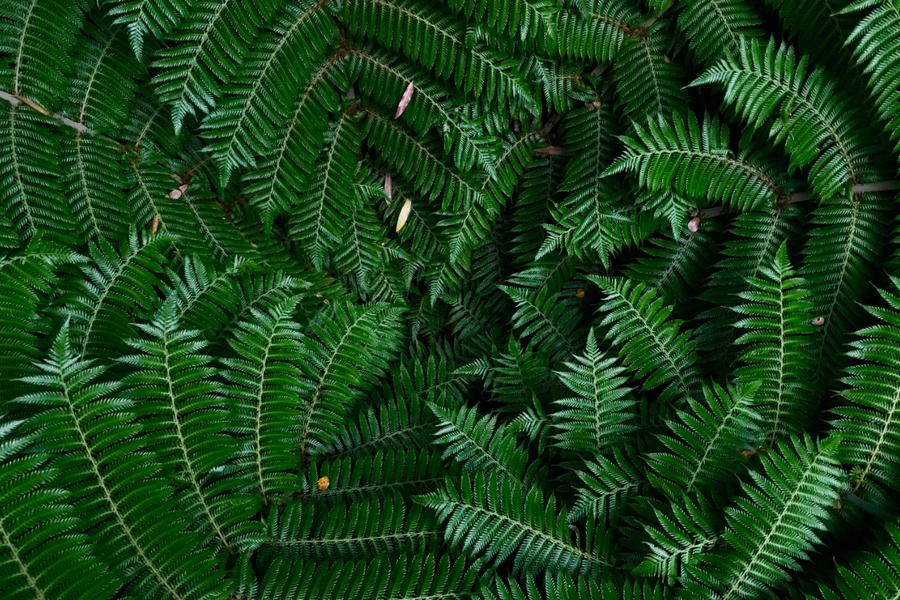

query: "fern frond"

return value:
[169, 255, 304, 344]
[569, 446, 646, 524]
[802, 194, 890, 388]
[590, 275, 701, 403]
[151, 0, 281, 132]
[289, 112, 365, 268]
[831, 276, 900, 506]
[693, 37, 881, 200]
[259, 553, 482, 599]
[553, 0, 639, 62]
[267, 494, 438, 559]
[625, 227, 719, 304]
[59, 27, 140, 240]
[0, 0, 82, 104]
[221, 297, 304, 502]
[817, 522, 900, 600]
[62, 228, 174, 358]
[429, 401, 530, 483]
[683, 435, 845, 599]
[732, 242, 815, 444]
[841, 0, 900, 152]
[634, 493, 722, 582]
[606, 112, 789, 211]
[500, 284, 582, 362]
[349, 46, 500, 174]
[695, 205, 803, 366]
[119, 298, 266, 553]
[297, 302, 405, 461]
[201, 0, 338, 185]
[462, 335, 554, 413]
[552, 329, 636, 455]
[63, 134, 131, 241]
[418, 472, 608, 575]
[0, 104, 74, 243]
[243, 51, 347, 231]
[16, 323, 230, 599]
[299, 448, 445, 502]
[343, 0, 540, 115]
[675, 0, 763, 64]
[0, 421, 121, 599]
[170, 180, 261, 262]
[326, 348, 465, 457]
[0, 236, 81, 398]
[646, 381, 760, 498]
[105, 0, 188, 59]
[335, 200, 393, 299]
[612, 23, 688, 121]
[541, 102, 662, 262]
[362, 108, 485, 210]
[447, 0, 559, 42]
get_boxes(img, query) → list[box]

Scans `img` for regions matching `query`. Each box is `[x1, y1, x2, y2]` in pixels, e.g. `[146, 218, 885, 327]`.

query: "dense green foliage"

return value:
[0, 0, 899, 598]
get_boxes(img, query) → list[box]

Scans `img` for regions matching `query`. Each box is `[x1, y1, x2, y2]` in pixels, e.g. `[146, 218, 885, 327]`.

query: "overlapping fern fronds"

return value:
[0, 0, 898, 598]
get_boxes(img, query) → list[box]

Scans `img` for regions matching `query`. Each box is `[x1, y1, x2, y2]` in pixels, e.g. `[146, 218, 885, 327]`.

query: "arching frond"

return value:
[297, 302, 405, 461]
[0, 104, 74, 244]
[0, 237, 81, 399]
[841, 0, 900, 152]
[675, 0, 763, 64]
[151, 0, 281, 132]
[243, 51, 347, 231]
[16, 323, 230, 600]
[694, 37, 883, 200]
[289, 113, 365, 268]
[569, 446, 646, 524]
[105, 0, 188, 59]
[266, 494, 438, 559]
[343, 0, 540, 115]
[118, 299, 266, 553]
[634, 493, 722, 582]
[606, 112, 789, 212]
[646, 381, 760, 498]
[590, 276, 701, 404]
[418, 472, 608, 576]
[259, 553, 482, 599]
[683, 435, 845, 600]
[429, 401, 530, 483]
[298, 448, 445, 503]
[0, 421, 121, 600]
[500, 284, 582, 362]
[817, 522, 900, 600]
[201, 0, 338, 185]
[221, 297, 305, 502]
[62, 229, 174, 358]
[0, 0, 82, 104]
[831, 276, 900, 507]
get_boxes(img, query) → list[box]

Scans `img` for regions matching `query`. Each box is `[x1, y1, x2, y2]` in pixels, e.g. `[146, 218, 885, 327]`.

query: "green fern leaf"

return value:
[831, 276, 900, 507]
[683, 435, 846, 599]
[418, 472, 608, 575]
[552, 329, 636, 455]
[589, 275, 701, 403]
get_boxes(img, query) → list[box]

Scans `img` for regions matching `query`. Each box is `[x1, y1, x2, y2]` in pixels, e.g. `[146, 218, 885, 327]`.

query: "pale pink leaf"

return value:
[167, 182, 188, 200]
[384, 173, 393, 200]
[395, 82, 415, 119]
